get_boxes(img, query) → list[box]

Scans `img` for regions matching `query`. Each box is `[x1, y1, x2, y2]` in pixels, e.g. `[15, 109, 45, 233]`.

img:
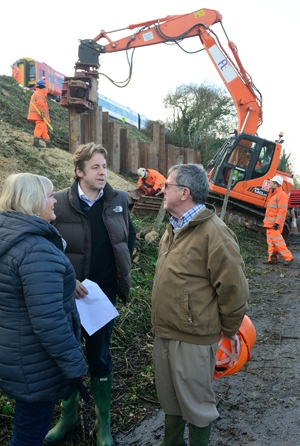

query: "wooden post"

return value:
[184, 147, 195, 164]
[139, 142, 148, 168]
[81, 114, 90, 144]
[120, 128, 128, 172]
[220, 169, 234, 221]
[102, 112, 109, 150]
[153, 124, 166, 175]
[165, 144, 178, 172]
[89, 105, 102, 145]
[126, 139, 140, 174]
[194, 151, 201, 164]
[68, 108, 81, 154]
[108, 122, 121, 172]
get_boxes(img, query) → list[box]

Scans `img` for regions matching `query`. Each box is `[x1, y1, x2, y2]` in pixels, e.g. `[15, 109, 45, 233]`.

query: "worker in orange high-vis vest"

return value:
[27, 79, 55, 148]
[263, 175, 293, 266]
[12, 65, 22, 84]
[136, 168, 166, 196]
[42, 76, 49, 96]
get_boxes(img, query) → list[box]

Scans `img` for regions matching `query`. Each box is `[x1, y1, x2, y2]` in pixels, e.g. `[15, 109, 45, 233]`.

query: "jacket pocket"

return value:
[180, 290, 194, 325]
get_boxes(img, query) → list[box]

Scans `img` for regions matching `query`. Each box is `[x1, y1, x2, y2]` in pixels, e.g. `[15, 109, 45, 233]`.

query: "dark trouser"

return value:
[10, 400, 56, 446]
[81, 287, 116, 377]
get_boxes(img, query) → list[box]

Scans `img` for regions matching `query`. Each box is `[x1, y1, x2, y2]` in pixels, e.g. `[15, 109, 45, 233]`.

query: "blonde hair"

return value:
[0, 173, 53, 216]
[73, 142, 108, 179]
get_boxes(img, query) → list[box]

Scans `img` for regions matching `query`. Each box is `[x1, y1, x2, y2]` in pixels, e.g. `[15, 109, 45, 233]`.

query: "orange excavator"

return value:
[63, 8, 295, 233]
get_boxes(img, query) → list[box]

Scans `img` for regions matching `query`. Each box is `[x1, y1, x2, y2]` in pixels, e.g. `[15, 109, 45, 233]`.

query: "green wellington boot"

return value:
[91, 374, 114, 446]
[188, 423, 212, 446]
[154, 414, 186, 446]
[44, 391, 79, 444]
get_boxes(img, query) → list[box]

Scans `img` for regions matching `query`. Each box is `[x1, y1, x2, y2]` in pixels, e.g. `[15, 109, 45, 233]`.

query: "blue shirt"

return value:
[78, 183, 103, 207]
[170, 204, 204, 230]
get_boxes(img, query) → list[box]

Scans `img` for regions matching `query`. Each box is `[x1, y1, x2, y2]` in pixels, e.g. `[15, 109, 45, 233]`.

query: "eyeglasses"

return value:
[164, 182, 188, 189]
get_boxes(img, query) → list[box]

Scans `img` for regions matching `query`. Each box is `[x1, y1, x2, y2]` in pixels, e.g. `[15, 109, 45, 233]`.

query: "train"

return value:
[11, 57, 148, 129]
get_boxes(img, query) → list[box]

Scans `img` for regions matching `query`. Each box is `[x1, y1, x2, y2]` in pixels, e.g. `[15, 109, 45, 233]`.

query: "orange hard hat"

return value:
[214, 315, 256, 380]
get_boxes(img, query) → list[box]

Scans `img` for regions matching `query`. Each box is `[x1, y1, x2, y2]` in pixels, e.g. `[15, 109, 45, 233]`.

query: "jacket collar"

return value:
[169, 204, 216, 232]
[188, 203, 216, 226]
[70, 179, 117, 208]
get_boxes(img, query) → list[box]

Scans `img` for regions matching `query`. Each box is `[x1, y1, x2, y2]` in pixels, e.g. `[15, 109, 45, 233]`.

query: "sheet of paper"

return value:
[75, 279, 119, 336]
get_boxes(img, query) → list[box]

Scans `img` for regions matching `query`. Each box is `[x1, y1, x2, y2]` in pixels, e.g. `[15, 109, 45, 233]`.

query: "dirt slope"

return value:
[0, 121, 136, 192]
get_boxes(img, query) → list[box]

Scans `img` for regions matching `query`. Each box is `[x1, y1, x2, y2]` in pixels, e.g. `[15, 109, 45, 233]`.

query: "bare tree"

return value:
[163, 82, 237, 164]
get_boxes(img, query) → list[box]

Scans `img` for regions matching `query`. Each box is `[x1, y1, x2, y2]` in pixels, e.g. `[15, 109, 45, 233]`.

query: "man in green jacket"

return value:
[152, 163, 249, 446]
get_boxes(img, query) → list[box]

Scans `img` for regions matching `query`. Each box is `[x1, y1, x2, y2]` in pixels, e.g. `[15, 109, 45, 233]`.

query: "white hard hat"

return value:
[271, 175, 283, 186]
[137, 168, 147, 178]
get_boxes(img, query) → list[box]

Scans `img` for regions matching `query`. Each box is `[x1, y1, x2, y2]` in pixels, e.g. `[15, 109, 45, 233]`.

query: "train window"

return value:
[102, 100, 111, 109]
[28, 62, 36, 81]
[57, 78, 63, 88]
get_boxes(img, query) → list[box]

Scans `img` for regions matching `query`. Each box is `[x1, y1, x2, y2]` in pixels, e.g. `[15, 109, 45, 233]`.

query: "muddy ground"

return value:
[114, 239, 300, 446]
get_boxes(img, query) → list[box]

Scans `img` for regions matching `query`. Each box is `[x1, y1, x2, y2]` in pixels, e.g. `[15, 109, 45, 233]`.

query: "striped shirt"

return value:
[170, 204, 204, 229]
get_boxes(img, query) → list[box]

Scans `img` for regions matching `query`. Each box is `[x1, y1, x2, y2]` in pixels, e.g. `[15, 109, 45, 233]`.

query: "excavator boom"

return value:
[63, 7, 294, 236]
[86, 8, 262, 135]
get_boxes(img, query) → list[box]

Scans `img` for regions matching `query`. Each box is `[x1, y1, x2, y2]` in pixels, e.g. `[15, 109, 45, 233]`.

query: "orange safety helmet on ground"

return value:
[214, 315, 256, 380]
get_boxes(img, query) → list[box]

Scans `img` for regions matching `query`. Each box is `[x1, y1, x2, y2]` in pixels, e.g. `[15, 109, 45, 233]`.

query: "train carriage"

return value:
[12, 57, 64, 99]
[12, 57, 148, 129]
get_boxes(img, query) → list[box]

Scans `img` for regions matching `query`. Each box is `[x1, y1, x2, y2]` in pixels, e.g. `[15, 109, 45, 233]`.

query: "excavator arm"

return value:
[77, 8, 262, 135]
[62, 7, 293, 236]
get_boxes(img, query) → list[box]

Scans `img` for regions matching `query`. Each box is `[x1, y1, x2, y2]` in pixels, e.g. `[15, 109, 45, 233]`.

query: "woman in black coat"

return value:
[0, 173, 88, 446]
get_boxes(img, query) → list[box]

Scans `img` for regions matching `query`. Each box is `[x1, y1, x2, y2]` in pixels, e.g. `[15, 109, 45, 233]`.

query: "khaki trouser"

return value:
[153, 336, 219, 428]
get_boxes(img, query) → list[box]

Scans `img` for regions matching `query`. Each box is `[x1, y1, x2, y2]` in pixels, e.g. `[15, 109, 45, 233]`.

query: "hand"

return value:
[145, 188, 156, 196]
[220, 333, 241, 364]
[74, 280, 88, 299]
[64, 377, 90, 403]
[273, 223, 279, 230]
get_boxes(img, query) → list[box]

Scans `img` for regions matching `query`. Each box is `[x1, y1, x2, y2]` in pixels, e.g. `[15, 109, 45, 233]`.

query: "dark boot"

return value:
[154, 414, 186, 446]
[263, 252, 278, 264]
[188, 423, 211, 446]
[33, 137, 43, 147]
[270, 253, 279, 263]
[44, 391, 79, 444]
[46, 140, 55, 148]
[91, 374, 114, 446]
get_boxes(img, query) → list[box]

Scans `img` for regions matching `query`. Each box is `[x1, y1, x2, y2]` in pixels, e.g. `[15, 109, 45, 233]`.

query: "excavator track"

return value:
[207, 192, 266, 233]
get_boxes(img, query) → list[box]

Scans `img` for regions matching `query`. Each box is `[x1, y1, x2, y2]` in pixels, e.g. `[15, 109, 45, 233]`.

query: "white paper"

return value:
[75, 279, 119, 336]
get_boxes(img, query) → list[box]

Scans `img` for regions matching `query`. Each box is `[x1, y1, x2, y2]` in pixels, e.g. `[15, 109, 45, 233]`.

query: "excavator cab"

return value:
[209, 133, 275, 188]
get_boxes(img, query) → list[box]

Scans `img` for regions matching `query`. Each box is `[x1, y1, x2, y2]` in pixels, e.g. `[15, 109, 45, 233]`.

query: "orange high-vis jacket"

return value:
[27, 89, 50, 122]
[263, 186, 288, 232]
[137, 169, 166, 196]
[43, 78, 49, 96]
[12, 66, 22, 84]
